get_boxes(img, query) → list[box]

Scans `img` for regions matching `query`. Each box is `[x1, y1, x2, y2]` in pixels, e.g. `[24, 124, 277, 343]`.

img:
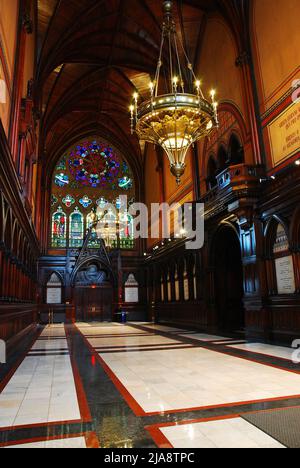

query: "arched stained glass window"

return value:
[69, 208, 84, 248]
[119, 213, 134, 239]
[52, 207, 67, 248]
[87, 209, 102, 248]
[50, 137, 135, 250]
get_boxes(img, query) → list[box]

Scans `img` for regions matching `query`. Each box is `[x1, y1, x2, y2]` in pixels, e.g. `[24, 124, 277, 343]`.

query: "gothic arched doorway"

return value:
[73, 263, 114, 322]
[212, 225, 245, 332]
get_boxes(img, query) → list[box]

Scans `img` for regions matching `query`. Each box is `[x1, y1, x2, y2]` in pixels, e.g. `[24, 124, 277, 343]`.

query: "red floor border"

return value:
[146, 427, 174, 449]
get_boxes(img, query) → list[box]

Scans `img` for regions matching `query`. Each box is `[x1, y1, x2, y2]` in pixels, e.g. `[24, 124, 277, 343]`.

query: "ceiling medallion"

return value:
[129, 0, 218, 185]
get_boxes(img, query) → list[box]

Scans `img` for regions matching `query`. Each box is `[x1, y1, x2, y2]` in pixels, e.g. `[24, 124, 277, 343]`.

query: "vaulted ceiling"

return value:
[36, 0, 247, 179]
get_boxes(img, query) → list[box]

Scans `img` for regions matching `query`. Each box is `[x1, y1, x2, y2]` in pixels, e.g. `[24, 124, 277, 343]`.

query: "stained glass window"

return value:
[68, 141, 133, 189]
[55, 173, 69, 188]
[87, 209, 102, 248]
[50, 138, 135, 250]
[52, 207, 67, 248]
[69, 208, 84, 248]
[79, 196, 92, 208]
[51, 195, 58, 206]
[62, 195, 75, 208]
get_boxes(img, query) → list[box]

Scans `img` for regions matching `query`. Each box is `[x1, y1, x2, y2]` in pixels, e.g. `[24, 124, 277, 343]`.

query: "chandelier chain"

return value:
[129, 0, 218, 185]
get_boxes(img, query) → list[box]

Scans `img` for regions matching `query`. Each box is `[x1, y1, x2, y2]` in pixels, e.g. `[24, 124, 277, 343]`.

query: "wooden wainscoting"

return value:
[0, 303, 38, 348]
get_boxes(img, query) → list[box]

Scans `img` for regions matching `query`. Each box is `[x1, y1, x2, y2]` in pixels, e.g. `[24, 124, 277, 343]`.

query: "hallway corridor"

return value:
[1, 323, 300, 448]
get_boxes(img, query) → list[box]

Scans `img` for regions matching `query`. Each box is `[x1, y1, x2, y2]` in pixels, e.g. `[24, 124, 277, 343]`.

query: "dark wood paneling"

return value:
[156, 301, 209, 330]
[0, 304, 38, 344]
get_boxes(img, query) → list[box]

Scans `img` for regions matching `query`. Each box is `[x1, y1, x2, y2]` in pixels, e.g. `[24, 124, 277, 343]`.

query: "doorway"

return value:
[73, 263, 114, 322]
[74, 286, 113, 322]
[212, 225, 245, 332]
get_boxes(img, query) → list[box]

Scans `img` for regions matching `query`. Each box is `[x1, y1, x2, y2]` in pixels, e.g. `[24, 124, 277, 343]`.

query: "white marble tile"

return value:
[228, 343, 294, 361]
[179, 333, 231, 342]
[4, 437, 87, 449]
[160, 418, 285, 449]
[214, 340, 247, 345]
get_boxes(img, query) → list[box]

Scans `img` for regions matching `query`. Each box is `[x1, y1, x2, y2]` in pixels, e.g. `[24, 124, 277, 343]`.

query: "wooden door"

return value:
[74, 286, 113, 322]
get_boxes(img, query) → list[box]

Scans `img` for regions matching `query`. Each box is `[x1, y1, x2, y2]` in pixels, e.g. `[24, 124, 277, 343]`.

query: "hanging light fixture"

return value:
[129, 0, 218, 185]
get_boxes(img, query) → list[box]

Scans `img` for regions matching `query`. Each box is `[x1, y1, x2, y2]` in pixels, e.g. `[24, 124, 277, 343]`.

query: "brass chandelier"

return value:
[129, 0, 218, 185]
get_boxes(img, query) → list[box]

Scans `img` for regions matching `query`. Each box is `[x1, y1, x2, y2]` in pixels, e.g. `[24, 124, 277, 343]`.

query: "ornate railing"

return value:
[202, 164, 265, 203]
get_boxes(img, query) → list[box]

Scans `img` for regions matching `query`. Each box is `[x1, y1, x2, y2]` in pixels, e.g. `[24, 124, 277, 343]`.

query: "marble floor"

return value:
[228, 342, 296, 361]
[0, 321, 300, 448]
[0, 325, 81, 429]
[158, 418, 285, 449]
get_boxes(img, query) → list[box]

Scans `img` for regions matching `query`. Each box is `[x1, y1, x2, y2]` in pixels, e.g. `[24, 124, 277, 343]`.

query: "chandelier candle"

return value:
[129, 0, 218, 185]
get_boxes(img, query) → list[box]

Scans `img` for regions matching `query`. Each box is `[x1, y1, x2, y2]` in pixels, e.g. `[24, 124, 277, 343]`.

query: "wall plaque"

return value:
[268, 101, 300, 166]
[47, 288, 62, 304]
[275, 256, 296, 295]
[125, 287, 139, 303]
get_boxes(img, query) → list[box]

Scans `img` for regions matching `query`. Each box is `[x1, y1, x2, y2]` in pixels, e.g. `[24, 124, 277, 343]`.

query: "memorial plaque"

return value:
[125, 287, 139, 303]
[268, 101, 300, 166]
[47, 288, 62, 304]
[275, 256, 296, 295]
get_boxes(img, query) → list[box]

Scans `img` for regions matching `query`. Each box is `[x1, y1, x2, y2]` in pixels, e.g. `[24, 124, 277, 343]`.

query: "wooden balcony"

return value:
[201, 164, 265, 220]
